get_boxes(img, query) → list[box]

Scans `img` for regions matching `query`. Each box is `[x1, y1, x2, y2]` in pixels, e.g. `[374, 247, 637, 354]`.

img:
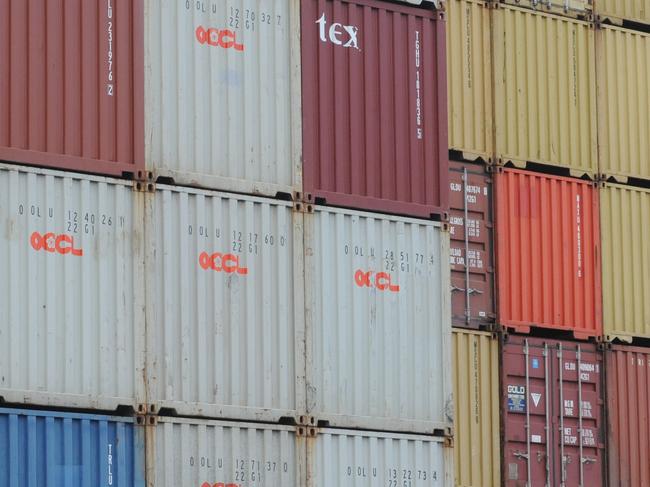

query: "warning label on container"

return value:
[507, 385, 526, 412]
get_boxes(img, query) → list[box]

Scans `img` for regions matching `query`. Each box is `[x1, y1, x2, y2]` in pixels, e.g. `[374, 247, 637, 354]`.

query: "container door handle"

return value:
[581, 457, 596, 465]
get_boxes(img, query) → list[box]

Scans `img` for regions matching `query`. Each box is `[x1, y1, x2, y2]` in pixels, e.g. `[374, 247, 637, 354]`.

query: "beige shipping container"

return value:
[493, 4, 598, 178]
[600, 183, 650, 342]
[447, 0, 493, 162]
[596, 0, 650, 26]
[452, 330, 500, 487]
[496, 0, 592, 20]
[597, 24, 650, 183]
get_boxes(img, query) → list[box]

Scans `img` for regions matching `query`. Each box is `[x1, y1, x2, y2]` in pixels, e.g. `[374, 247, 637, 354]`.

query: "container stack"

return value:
[0, 0, 454, 485]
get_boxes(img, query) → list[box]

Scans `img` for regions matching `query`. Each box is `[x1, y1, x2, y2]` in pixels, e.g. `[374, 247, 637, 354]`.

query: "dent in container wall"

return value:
[495, 168, 601, 339]
[145, 0, 302, 196]
[301, 0, 448, 218]
[0, 407, 145, 487]
[502, 336, 604, 487]
[145, 187, 304, 421]
[449, 161, 494, 329]
[304, 206, 452, 433]
[0, 0, 144, 176]
[0, 164, 145, 411]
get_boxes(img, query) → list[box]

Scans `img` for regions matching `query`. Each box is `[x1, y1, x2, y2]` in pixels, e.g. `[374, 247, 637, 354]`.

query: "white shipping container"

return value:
[304, 206, 452, 433]
[145, 186, 304, 421]
[145, 0, 302, 196]
[0, 164, 145, 410]
[146, 416, 301, 487]
[308, 428, 452, 487]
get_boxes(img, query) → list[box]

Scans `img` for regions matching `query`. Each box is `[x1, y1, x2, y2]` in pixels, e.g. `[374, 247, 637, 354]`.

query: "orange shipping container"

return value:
[495, 168, 601, 339]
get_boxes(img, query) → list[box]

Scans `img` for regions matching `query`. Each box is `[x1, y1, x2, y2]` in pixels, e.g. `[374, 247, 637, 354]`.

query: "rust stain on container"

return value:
[0, 0, 144, 177]
[301, 0, 448, 218]
[495, 168, 601, 339]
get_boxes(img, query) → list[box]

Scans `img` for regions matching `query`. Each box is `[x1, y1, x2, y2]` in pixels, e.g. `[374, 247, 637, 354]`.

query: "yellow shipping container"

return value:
[601, 183, 650, 342]
[452, 329, 500, 487]
[596, 0, 650, 26]
[597, 25, 650, 183]
[447, 0, 493, 162]
[497, 0, 592, 20]
[493, 4, 598, 178]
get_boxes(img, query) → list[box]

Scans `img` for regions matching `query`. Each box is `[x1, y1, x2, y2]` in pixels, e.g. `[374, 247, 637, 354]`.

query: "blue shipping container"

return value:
[0, 407, 145, 486]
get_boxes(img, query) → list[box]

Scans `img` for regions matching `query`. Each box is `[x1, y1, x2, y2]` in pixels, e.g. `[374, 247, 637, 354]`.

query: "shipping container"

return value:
[145, 416, 300, 487]
[452, 330, 500, 487]
[0, 407, 145, 487]
[493, 4, 598, 178]
[606, 345, 650, 487]
[301, 0, 448, 218]
[596, 0, 650, 27]
[449, 161, 495, 329]
[596, 24, 650, 184]
[307, 427, 453, 487]
[495, 0, 592, 19]
[502, 336, 604, 487]
[495, 168, 601, 339]
[446, 0, 493, 162]
[304, 205, 452, 433]
[144, 0, 302, 197]
[0, 164, 145, 411]
[600, 183, 650, 342]
[0, 0, 144, 177]
[144, 186, 304, 421]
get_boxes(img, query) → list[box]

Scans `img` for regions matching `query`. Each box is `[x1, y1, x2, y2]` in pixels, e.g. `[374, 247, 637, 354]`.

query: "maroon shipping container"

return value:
[0, 0, 144, 177]
[301, 0, 448, 218]
[449, 160, 494, 329]
[606, 345, 650, 487]
[502, 336, 604, 487]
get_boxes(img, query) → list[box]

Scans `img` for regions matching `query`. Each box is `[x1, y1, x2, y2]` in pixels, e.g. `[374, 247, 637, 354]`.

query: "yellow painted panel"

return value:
[597, 0, 650, 26]
[597, 25, 650, 182]
[601, 183, 650, 341]
[493, 5, 598, 177]
[452, 329, 501, 487]
[447, 0, 493, 161]
[499, 0, 592, 20]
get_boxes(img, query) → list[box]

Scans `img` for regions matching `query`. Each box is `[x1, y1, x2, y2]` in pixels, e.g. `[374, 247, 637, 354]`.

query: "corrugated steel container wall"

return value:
[452, 330, 500, 487]
[495, 168, 601, 338]
[304, 206, 452, 433]
[307, 428, 452, 487]
[146, 417, 299, 487]
[606, 346, 650, 487]
[493, 5, 598, 177]
[600, 183, 650, 342]
[0, 407, 145, 486]
[0, 0, 144, 176]
[144, 0, 302, 196]
[597, 25, 650, 183]
[497, 0, 592, 19]
[449, 161, 495, 329]
[301, 0, 448, 218]
[502, 337, 604, 487]
[596, 0, 650, 26]
[145, 186, 304, 422]
[0, 164, 145, 410]
[446, 0, 493, 162]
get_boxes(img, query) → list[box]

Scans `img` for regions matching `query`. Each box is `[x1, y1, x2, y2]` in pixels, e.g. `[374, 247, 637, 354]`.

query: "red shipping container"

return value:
[0, 0, 144, 177]
[502, 336, 604, 487]
[301, 0, 448, 218]
[495, 168, 601, 339]
[449, 160, 495, 329]
[606, 345, 650, 487]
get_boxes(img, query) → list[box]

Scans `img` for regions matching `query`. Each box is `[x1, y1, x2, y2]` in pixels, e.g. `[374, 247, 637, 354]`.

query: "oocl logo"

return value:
[30, 231, 83, 256]
[195, 26, 244, 51]
[354, 270, 400, 293]
[199, 252, 249, 275]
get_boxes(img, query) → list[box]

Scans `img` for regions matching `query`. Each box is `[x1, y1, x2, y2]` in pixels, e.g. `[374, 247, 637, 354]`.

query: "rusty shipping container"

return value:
[301, 0, 448, 218]
[493, 4, 598, 178]
[606, 345, 650, 486]
[144, 186, 305, 422]
[304, 205, 452, 433]
[600, 183, 650, 342]
[596, 0, 650, 26]
[0, 0, 144, 177]
[452, 330, 500, 487]
[502, 336, 605, 487]
[495, 168, 601, 339]
[449, 161, 495, 329]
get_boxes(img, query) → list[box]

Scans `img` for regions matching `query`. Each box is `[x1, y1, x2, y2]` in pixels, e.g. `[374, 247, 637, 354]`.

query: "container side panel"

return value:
[597, 0, 650, 26]
[498, 0, 592, 18]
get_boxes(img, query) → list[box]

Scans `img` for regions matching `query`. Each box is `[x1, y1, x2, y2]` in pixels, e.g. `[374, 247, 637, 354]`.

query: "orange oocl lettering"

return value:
[30, 231, 83, 256]
[355, 270, 372, 287]
[375, 272, 390, 290]
[354, 269, 399, 293]
[196, 25, 244, 51]
[199, 251, 248, 275]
